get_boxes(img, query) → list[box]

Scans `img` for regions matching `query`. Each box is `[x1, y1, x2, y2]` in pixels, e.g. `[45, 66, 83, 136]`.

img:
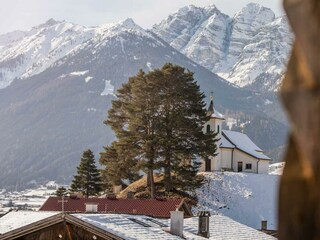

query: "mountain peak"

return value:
[236, 3, 275, 21]
[117, 18, 139, 29]
[31, 18, 66, 32]
[205, 3, 218, 12]
[45, 18, 60, 26]
[152, 2, 291, 92]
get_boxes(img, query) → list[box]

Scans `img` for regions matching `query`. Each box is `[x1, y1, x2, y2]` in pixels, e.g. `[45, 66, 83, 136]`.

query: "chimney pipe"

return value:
[198, 211, 211, 238]
[170, 210, 184, 237]
[261, 220, 267, 231]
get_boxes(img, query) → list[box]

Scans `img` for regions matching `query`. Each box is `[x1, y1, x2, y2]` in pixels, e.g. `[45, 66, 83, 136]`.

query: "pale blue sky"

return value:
[0, 0, 283, 34]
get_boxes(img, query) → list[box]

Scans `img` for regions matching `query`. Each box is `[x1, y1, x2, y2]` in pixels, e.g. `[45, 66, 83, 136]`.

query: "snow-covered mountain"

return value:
[152, 3, 293, 91]
[0, 18, 265, 189]
[0, 19, 96, 89]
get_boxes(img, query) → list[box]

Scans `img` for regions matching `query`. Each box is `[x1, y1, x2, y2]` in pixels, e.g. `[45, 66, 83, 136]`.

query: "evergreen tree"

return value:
[105, 70, 160, 197]
[70, 149, 103, 197]
[55, 186, 67, 197]
[100, 141, 140, 192]
[152, 64, 218, 192]
[103, 63, 218, 196]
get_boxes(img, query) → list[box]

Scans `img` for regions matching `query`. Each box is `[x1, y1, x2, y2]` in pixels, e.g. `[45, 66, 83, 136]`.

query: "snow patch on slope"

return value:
[269, 162, 285, 175]
[195, 172, 279, 230]
[70, 70, 89, 76]
[101, 80, 115, 96]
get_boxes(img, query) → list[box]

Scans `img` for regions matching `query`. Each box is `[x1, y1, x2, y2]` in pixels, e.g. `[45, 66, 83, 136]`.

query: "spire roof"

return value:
[207, 98, 224, 120]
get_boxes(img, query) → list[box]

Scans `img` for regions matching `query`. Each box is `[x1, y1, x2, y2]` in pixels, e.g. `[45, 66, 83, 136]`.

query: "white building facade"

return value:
[200, 100, 271, 174]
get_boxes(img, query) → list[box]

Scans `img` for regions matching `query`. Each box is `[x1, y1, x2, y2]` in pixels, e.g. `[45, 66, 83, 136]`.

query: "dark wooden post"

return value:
[279, 0, 320, 239]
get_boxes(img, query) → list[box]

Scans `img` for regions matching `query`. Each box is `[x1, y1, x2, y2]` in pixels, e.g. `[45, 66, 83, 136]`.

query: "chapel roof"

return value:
[207, 99, 224, 120]
[221, 130, 271, 160]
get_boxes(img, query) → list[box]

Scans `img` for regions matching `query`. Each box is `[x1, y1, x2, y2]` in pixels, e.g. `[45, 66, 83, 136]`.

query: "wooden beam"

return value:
[279, 0, 320, 239]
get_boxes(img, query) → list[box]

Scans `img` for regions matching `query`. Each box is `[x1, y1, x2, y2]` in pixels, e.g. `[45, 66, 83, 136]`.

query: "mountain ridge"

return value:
[0, 17, 273, 190]
[152, 3, 293, 92]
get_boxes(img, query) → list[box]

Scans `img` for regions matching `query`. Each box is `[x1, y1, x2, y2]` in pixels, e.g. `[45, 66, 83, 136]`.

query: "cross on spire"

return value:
[210, 91, 214, 101]
[207, 91, 214, 114]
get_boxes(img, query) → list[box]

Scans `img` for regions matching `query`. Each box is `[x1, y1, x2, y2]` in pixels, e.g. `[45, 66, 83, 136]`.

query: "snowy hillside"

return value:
[0, 18, 259, 190]
[0, 19, 96, 89]
[0, 18, 167, 90]
[0, 13, 288, 189]
[152, 3, 293, 91]
[195, 172, 279, 230]
[269, 162, 285, 175]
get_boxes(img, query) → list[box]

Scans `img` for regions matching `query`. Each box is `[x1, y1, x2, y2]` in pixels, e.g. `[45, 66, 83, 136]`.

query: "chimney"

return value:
[170, 210, 184, 237]
[106, 193, 117, 199]
[261, 220, 268, 231]
[85, 203, 98, 212]
[198, 211, 211, 238]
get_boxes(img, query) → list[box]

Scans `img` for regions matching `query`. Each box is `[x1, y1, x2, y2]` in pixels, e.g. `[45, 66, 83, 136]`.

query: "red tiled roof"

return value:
[39, 197, 188, 218]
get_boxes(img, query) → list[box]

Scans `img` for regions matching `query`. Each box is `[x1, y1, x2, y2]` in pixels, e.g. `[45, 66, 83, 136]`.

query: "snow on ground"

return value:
[146, 62, 152, 70]
[0, 182, 58, 212]
[101, 80, 115, 96]
[225, 117, 237, 130]
[69, 70, 89, 76]
[195, 172, 279, 230]
[269, 162, 285, 175]
[85, 76, 93, 82]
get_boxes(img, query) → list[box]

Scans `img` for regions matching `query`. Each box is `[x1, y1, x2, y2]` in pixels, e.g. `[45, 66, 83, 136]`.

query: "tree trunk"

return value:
[164, 158, 172, 192]
[147, 168, 155, 199]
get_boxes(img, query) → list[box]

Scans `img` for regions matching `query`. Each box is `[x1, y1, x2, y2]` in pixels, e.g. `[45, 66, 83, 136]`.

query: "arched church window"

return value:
[217, 125, 220, 133]
[206, 124, 210, 133]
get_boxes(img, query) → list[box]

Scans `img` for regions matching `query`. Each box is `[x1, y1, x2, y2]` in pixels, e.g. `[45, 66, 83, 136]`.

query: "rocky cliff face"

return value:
[152, 3, 293, 91]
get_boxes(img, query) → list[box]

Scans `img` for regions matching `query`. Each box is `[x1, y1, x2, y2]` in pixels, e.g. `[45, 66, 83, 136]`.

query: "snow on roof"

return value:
[0, 211, 59, 234]
[221, 134, 235, 148]
[184, 215, 276, 240]
[211, 108, 225, 119]
[74, 213, 276, 240]
[74, 214, 185, 240]
[207, 100, 225, 119]
[222, 130, 271, 160]
[0, 211, 275, 239]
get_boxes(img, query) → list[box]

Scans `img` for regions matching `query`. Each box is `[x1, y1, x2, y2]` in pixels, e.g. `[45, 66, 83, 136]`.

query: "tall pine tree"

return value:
[70, 149, 103, 197]
[100, 141, 140, 191]
[151, 64, 218, 192]
[102, 63, 218, 196]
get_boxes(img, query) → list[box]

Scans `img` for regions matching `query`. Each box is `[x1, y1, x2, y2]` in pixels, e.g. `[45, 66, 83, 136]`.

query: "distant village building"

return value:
[200, 99, 271, 174]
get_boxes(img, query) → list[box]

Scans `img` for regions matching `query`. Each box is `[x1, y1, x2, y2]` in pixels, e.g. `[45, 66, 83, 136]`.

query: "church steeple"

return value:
[207, 97, 214, 114]
[206, 94, 225, 120]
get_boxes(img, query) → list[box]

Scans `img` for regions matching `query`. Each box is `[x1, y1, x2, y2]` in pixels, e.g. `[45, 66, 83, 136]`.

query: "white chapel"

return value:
[200, 99, 271, 174]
